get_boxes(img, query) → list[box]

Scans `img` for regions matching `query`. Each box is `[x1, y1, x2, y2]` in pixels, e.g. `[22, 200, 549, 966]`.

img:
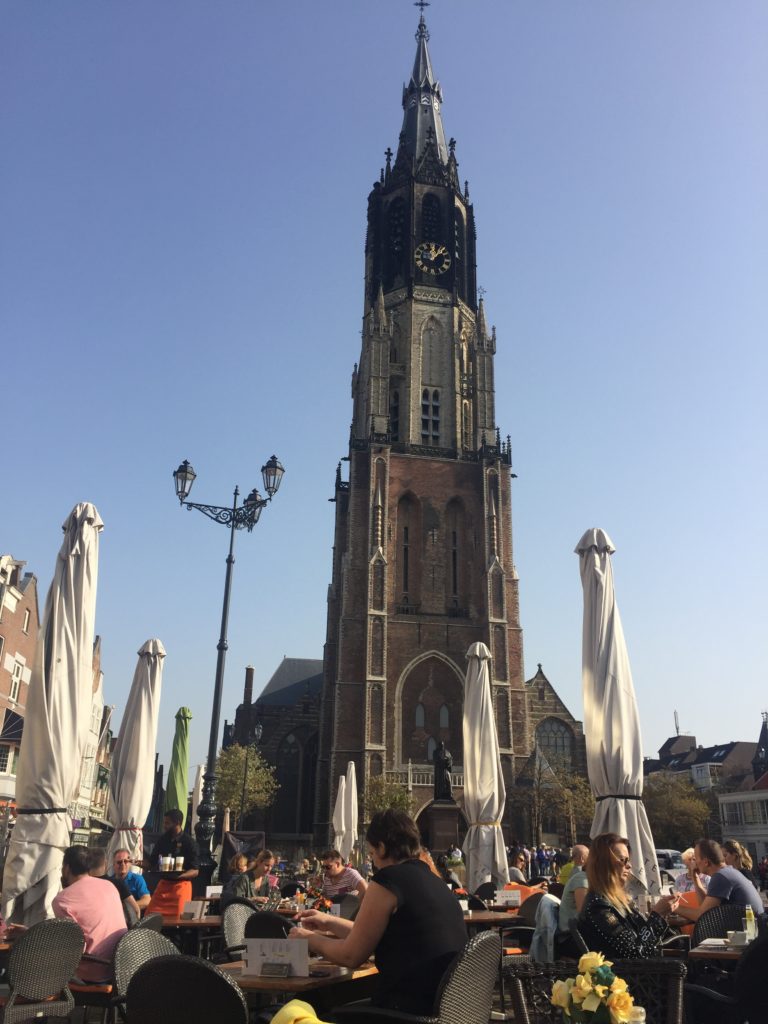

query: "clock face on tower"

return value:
[415, 241, 452, 276]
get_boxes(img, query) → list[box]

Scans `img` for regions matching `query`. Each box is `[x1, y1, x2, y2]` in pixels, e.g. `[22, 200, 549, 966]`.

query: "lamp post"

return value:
[239, 720, 263, 830]
[172, 456, 284, 878]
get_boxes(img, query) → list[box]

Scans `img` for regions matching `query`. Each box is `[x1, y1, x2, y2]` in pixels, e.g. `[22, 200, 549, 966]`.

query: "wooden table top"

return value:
[689, 941, 745, 961]
[220, 959, 377, 993]
[161, 914, 222, 929]
[462, 910, 518, 926]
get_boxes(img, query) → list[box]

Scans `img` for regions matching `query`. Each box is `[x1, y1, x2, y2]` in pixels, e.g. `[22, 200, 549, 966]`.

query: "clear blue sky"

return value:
[2, 1, 766, 784]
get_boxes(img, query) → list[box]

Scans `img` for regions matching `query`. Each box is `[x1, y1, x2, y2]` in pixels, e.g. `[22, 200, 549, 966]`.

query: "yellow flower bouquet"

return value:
[550, 952, 636, 1024]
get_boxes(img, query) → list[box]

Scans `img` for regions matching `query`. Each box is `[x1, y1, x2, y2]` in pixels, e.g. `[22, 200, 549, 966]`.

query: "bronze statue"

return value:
[433, 741, 453, 802]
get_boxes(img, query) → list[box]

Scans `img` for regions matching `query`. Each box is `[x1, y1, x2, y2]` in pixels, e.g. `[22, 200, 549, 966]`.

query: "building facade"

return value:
[315, 14, 530, 842]
[0, 556, 39, 806]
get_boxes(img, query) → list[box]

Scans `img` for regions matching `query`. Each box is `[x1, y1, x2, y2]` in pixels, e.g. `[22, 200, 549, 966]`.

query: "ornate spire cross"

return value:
[414, 0, 430, 11]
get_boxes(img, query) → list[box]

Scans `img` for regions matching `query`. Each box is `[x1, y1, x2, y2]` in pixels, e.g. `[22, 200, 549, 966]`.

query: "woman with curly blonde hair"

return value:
[578, 833, 680, 960]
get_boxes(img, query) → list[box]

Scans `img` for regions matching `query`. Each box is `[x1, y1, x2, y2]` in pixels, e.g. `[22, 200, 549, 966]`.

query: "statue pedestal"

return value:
[424, 800, 460, 853]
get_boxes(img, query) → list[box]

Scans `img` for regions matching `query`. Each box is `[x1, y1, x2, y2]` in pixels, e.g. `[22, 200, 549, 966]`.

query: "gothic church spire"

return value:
[400, 13, 449, 166]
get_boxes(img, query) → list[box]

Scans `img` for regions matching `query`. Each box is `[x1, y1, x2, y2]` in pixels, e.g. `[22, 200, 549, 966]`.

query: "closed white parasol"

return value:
[107, 639, 166, 868]
[340, 761, 357, 863]
[462, 642, 510, 893]
[2, 503, 103, 925]
[575, 528, 661, 896]
[332, 776, 346, 856]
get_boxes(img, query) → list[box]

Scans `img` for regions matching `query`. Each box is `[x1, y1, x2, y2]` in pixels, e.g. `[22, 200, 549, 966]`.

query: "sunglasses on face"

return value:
[115, 859, 131, 865]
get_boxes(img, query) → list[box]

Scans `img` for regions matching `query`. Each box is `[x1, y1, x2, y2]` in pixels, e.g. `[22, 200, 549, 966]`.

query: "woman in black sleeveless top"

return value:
[290, 810, 467, 1014]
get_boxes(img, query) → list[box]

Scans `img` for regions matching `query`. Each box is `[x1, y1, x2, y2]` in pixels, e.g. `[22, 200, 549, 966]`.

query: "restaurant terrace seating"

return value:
[1, 918, 84, 1024]
[505, 957, 687, 1024]
[684, 928, 767, 1024]
[243, 910, 293, 939]
[126, 953, 248, 1024]
[215, 899, 257, 962]
[333, 930, 501, 1024]
[72, 927, 181, 1024]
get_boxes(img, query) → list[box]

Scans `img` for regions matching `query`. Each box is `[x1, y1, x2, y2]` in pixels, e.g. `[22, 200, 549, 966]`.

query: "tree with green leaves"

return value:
[214, 744, 279, 827]
[364, 775, 413, 816]
[642, 773, 711, 849]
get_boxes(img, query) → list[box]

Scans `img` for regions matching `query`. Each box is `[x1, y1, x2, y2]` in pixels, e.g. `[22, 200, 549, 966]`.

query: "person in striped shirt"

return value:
[318, 849, 368, 898]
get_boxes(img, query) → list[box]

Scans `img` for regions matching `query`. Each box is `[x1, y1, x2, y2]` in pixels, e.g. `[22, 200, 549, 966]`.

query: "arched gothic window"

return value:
[427, 736, 437, 761]
[536, 717, 573, 765]
[421, 388, 440, 445]
[390, 390, 400, 442]
[439, 704, 449, 729]
[415, 703, 425, 728]
[422, 194, 441, 242]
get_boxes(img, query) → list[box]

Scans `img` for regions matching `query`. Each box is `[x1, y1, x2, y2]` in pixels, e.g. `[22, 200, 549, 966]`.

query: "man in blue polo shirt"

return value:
[112, 848, 151, 912]
[675, 838, 763, 923]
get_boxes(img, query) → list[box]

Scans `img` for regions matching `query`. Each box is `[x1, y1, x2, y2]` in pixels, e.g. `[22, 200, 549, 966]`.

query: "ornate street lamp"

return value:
[172, 457, 284, 879]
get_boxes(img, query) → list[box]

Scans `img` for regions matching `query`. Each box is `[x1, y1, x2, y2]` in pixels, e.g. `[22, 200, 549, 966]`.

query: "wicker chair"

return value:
[125, 954, 248, 1024]
[505, 957, 687, 1024]
[473, 881, 496, 902]
[213, 899, 256, 962]
[243, 910, 293, 938]
[1, 918, 84, 1023]
[333, 930, 501, 1024]
[691, 904, 748, 946]
[134, 912, 164, 932]
[280, 881, 307, 898]
[71, 922, 181, 1023]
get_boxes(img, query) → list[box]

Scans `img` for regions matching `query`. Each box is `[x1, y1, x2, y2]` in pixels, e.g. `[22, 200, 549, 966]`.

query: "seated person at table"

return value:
[674, 838, 764, 924]
[578, 832, 680, 960]
[674, 847, 709, 894]
[317, 849, 368, 898]
[508, 849, 529, 884]
[111, 847, 151, 912]
[145, 809, 199, 917]
[558, 843, 589, 939]
[54, 845, 128, 981]
[435, 853, 463, 890]
[723, 839, 761, 891]
[221, 848, 277, 908]
[87, 847, 141, 926]
[291, 809, 467, 1015]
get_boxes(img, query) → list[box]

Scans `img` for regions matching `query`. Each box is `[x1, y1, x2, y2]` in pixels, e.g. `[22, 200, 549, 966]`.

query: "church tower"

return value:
[316, 13, 530, 839]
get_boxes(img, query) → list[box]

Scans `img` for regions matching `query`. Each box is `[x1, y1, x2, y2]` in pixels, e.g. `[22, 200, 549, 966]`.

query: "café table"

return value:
[221, 959, 377, 1013]
[161, 914, 222, 956]
[688, 938, 745, 962]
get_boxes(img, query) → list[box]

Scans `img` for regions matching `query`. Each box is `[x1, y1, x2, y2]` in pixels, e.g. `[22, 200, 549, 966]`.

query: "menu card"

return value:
[244, 937, 309, 977]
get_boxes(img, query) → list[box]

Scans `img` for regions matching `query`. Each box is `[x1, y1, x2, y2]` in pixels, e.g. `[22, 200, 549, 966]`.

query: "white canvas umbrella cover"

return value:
[576, 528, 661, 896]
[340, 761, 358, 862]
[107, 639, 166, 868]
[331, 776, 346, 855]
[2, 503, 103, 925]
[462, 642, 510, 893]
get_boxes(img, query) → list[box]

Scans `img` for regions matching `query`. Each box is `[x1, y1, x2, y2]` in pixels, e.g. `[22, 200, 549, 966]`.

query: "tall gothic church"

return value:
[226, 14, 586, 848]
[315, 13, 533, 840]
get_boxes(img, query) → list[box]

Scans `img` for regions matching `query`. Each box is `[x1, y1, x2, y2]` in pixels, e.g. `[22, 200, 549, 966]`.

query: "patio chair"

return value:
[691, 903, 747, 946]
[213, 899, 256, 962]
[243, 910, 293, 938]
[133, 912, 164, 932]
[71, 927, 180, 1023]
[281, 881, 306, 898]
[0, 917, 84, 1024]
[505, 956, 687, 1024]
[332, 930, 501, 1024]
[125, 954, 248, 1024]
[473, 881, 496, 902]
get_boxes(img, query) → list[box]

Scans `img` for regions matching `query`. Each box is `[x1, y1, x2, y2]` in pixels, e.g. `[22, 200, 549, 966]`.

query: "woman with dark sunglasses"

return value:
[578, 833, 680, 960]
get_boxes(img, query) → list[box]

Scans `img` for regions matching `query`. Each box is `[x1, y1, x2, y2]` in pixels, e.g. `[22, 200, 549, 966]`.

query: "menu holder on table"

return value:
[244, 937, 309, 977]
[496, 889, 521, 907]
[181, 900, 207, 920]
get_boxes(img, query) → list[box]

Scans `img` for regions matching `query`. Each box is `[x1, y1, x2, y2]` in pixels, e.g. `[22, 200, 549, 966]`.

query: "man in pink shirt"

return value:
[53, 846, 127, 980]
